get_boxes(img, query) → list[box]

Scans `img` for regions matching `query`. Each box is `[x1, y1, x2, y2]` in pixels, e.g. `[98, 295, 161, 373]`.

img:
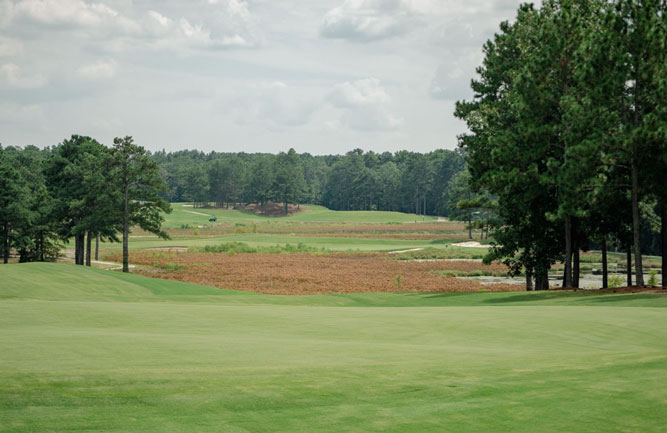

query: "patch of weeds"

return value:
[154, 262, 182, 273]
[199, 242, 327, 255]
[202, 242, 257, 254]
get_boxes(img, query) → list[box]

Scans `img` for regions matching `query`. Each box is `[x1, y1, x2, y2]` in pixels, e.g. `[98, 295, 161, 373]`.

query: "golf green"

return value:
[1, 263, 666, 432]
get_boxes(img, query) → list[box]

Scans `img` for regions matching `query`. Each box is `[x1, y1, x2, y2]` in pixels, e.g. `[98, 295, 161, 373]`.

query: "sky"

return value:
[0, 0, 520, 155]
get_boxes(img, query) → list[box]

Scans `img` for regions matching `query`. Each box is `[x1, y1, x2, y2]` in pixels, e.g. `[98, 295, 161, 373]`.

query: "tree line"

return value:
[456, 0, 665, 289]
[0, 136, 170, 272]
[150, 147, 468, 217]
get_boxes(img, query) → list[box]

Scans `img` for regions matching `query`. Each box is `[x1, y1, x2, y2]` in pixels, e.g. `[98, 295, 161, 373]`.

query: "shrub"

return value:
[156, 262, 182, 273]
[648, 270, 658, 286]
[199, 242, 325, 255]
[608, 274, 624, 288]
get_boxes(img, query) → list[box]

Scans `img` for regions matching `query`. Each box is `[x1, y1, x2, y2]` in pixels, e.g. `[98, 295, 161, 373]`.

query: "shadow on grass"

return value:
[572, 293, 665, 304]
[479, 292, 573, 304]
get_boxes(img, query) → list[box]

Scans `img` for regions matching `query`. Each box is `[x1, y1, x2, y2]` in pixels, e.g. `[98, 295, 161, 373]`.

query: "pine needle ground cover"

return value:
[1, 263, 666, 433]
[111, 251, 514, 295]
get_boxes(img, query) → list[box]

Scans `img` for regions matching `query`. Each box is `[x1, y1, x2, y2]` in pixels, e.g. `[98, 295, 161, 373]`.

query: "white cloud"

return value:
[321, 0, 419, 42]
[0, 37, 23, 57]
[77, 59, 116, 79]
[340, 106, 402, 131]
[179, 18, 252, 49]
[9, 0, 119, 27]
[228, 81, 318, 128]
[147, 10, 172, 29]
[328, 77, 390, 107]
[328, 78, 402, 131]
[1, 63, 46, 88]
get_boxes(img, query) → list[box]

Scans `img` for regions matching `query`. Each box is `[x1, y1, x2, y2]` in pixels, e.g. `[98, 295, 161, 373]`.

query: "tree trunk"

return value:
[525, 268, 533, 291]
[95, 234, 99, 262]
[564, 217, 573, 288]
[573, 247, 580, 289]
[661, 198, 666, 289]
[75, 234, 85, 265]
[74, 234, 80, 265]
[85, 231, 92, 267]
[627, 246, 632, 286]
[631, 66, 644, 286]
[468, 215, 472, 239]
[631, 152, 644, 286]
[535, 268, 549, 291]
[601, 237, 608, 289]
[123, 184, 130, 273]
[2, 222, 8, 264]
[284, 200, 288, 215]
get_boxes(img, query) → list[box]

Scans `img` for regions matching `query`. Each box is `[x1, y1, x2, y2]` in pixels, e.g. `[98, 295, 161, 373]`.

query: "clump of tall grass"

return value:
[154, 262, 182, 273]
[198, 242, 326, 255]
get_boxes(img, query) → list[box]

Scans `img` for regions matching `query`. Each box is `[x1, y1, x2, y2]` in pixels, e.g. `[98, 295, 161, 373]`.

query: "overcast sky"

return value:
[0, 0, 519, 154]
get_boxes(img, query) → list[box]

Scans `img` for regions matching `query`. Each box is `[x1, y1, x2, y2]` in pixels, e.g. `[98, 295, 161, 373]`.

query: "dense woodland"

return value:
[149, 148, 467, 217]
[455, 0, 665, 289]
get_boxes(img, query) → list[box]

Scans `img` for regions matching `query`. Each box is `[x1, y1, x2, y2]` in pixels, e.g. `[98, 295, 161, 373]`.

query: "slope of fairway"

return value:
[1, 263, 666, 433]
[165, 203, 437, 227]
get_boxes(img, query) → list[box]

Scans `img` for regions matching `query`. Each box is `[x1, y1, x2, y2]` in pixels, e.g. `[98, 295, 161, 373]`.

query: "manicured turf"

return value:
[1, 263, 666, 432]
[165, 203, 438, 227]
[109, 233, 459, 253]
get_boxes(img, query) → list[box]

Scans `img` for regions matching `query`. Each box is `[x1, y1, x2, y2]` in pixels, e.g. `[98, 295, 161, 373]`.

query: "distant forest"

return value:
[150, 148, 468, 217]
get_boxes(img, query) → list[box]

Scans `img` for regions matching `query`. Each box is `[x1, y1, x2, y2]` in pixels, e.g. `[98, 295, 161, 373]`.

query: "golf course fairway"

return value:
[1, 263, 666, 432]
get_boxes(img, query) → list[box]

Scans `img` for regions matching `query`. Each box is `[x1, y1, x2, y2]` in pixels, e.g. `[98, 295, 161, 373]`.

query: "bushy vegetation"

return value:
[198, 242, 326, 255]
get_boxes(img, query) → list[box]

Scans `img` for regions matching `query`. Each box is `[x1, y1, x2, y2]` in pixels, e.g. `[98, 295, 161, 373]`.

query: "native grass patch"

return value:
[197, 241, 327, 255]
[106, 249, 516, 295]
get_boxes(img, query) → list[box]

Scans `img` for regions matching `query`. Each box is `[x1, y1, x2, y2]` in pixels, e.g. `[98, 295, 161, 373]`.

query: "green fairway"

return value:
[1, 263, 666, 432]
[165, 203, 438, 227]
[113, 233, 457, 253]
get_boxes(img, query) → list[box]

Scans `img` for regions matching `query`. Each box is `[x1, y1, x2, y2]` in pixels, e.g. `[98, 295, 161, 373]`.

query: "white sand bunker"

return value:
[451, 241, 491, 248]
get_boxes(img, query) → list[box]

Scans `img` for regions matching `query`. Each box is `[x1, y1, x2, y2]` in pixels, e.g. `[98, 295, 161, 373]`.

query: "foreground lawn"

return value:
[1, 264, 666, 432]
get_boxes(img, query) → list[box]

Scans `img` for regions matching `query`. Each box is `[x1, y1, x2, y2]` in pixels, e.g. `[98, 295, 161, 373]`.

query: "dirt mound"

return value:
[239, 202, 302, 217]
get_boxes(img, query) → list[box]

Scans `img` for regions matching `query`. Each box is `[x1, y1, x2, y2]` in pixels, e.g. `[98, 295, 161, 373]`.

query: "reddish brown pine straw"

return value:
[113, 252, 521, 295]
